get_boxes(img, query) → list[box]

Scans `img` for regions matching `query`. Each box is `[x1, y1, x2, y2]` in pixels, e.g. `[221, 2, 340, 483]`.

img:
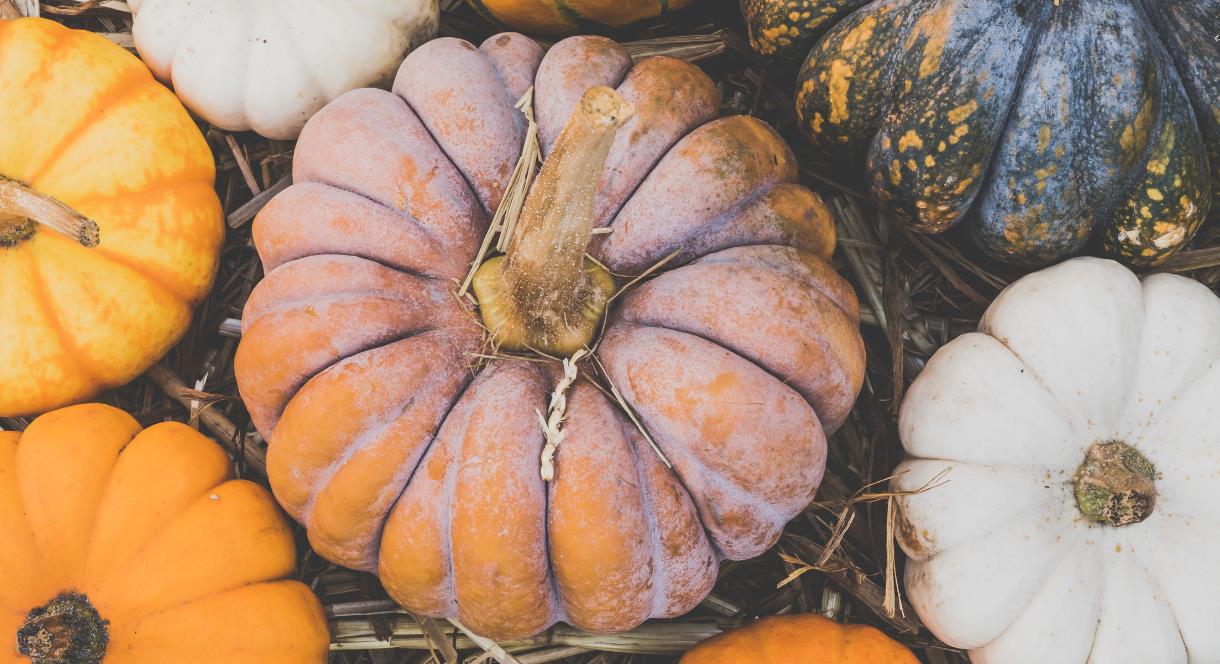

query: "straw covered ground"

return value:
[11, 1, 1220, 662]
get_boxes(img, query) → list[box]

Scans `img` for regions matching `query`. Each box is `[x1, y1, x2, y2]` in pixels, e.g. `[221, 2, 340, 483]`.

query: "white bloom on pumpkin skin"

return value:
[894, 256, 1220, 663]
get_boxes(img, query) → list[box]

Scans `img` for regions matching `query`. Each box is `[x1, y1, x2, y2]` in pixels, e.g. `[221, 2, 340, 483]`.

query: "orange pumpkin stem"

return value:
[16, 592, 109, 664]
[0, 176, 100, 248]
[472, 86, 634, 356]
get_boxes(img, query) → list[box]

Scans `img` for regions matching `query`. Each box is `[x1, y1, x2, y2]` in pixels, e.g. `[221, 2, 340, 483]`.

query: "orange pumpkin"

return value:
[0, 18, 224, 417]
[681, 615, 920, 663]
[467, 0, 699, 36]
[236, 33, 865, 639]
[0, 403, 329, 663]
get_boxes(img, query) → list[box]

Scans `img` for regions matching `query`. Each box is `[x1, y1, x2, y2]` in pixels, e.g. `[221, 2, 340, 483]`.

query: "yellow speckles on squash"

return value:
[841, 15, 877, 50]
[889, 159, 903, 185]
[881, 135, 892, 150]
[1140, 205, 1152, 218]
[903, 79, 912, 94]
[1120, 124, 1135, 153]
[924, 155, 936, 167]
[982, 86, 995, 101]
[1053, 145, 1065, 159]
[1016, 192, 1027, 205]
[1146, 188, 1164, 201]
[1146, 157, 1167, 175]
[953, 177, 973, 195]
[898, 130, 923, 152]
[1037, 125, 1051, 152]
[1034, 165, 1058, 180]
[907, 1, 954, 79]
[947, 99, 978, 124]
[810, 112, 824, 134]
[937, 141, 946, 152]
[948, 124, 969, 145]
[907, 158, 918, 171]
[827, 60, 853, 124]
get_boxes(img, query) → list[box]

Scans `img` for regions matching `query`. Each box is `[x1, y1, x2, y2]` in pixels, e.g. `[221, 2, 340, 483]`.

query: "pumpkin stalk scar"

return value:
[16, 592, 109, 664]
[1074, 441, 1157, 527]
[472, 86, 632, 356]
[0, 176, 100, 248]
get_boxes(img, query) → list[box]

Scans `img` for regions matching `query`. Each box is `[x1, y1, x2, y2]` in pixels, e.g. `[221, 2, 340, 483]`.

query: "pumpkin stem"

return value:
[1074, 442, 1157, 527]
[0, 176, 100, 249]
[16, 592, 109, 664]
[472, 86, 633, 356]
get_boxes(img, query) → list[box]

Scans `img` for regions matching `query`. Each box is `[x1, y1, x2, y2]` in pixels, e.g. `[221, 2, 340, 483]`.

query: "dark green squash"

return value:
[744, 0, 1218, 266]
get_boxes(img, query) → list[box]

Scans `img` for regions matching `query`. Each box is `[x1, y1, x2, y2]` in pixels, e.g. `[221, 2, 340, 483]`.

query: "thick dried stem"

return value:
[1074, 441, 1157, 527]
[0, 176, 99, 248]
[473, 86, 633, 355]
[16, 592, 109, 664]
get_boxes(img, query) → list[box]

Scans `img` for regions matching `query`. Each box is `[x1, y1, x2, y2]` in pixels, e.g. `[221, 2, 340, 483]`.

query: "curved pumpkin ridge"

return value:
[292, 87, 487, 262]
[549, 381, 717, 630]
[82, 422, 232, 588]
[105, 580, 329, 663]
[0, 21, 147, 181]
[868, 0, 1047, 233]
[534, 36, 634, 154]
[614, 245, 865, 433]
[237, 255, 474, 435]
[253, 184, 467, 280]
[480, 32, 546, 102]
[15, 404, 141, 593]
[0, 432, 47, 613]
[591, 56, 722, 228]
[287, 332, 477, 570]
[393, 37, 530, 215]
[159, 0, 255, 131]
[598, 324, 826, 560]
[89, 479, 298, 623]
[598, 116, 802, 274]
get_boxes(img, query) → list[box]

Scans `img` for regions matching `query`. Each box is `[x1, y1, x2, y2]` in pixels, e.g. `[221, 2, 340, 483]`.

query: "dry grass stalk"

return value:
[224, 133, 262, 195]
[538, 348, 587, 481]
[451, 620, 524, 664]
[621, 31, 731, 63]
[145, 362, 266, 475]
[459, 87, 541, 298]
[227, 174, 291, 228]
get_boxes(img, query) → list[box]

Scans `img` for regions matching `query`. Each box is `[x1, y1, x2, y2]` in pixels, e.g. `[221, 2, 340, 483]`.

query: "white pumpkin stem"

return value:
[0, 176, 100, 248]
[1074, 441, 1157, 527]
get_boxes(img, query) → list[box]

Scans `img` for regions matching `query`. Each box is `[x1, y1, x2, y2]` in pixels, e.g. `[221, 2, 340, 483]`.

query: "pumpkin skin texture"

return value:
[236, 33, 865, 640]
[0, 18, 224, 418]
[128, 0, 439, 139]
[0, 403, 330, 664]
[467, 0, 699, 37]
[680, 614, 919, 663]
[895, 257, 1220, 662]
[743, 0, 1217, 267]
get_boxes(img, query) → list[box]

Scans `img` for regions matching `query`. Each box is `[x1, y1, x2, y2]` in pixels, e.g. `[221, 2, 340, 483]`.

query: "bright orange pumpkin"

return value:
[681, 615, 920, 663]
[0, 403, 329, 663]
[0, 18, 224, 417]
[467, 0, 699, 36]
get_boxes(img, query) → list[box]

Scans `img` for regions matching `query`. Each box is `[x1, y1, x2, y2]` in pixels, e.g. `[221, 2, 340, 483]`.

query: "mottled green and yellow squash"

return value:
[744, 0, 1217, 266]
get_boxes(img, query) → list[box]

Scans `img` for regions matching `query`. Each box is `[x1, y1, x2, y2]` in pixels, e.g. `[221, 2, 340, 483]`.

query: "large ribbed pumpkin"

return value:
[0, 18, 224, 417]
[236, 33, 865, 639]
[0, 404, 329, 664]
[743, 0, 1218, 266]
[467, 0, 698, 36]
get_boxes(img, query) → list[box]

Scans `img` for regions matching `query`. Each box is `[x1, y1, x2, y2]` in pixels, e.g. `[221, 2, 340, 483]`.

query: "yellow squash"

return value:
[0, 18, 223, 417]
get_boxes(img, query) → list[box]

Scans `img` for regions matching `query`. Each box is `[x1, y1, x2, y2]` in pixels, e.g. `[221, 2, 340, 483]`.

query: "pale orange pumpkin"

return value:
[0, 18, 224, 417]
[0, 403, 330, 663]
[237, 33, 865, 640]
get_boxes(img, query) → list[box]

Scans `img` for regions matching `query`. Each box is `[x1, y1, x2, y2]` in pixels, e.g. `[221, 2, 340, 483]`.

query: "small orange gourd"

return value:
[0, 18, 224, 417]
[0, 404, 329, 663]
[681, 615, 919, 664]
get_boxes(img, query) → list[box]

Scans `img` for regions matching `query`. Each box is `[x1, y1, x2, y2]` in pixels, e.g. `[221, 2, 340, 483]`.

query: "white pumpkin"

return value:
[894, 257, 1220, 663]
[128, 0, 439, 139]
